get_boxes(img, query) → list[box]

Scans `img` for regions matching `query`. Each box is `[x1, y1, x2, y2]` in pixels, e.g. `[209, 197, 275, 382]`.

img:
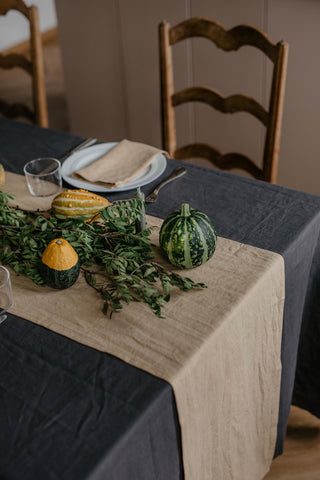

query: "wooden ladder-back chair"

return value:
[0, 0, 48, 127]
[159, 17, 289, 183]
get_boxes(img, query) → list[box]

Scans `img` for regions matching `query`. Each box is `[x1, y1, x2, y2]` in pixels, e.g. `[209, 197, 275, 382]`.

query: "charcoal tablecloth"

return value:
[2, 174, 285, 480]
[1, 118, 320, 479]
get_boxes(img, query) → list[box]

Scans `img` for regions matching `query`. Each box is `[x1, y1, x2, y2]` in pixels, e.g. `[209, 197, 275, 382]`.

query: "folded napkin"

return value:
[72, 139, 166, 188]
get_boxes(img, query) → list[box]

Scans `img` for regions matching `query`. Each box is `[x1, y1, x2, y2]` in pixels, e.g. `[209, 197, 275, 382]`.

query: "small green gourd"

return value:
[159, 203, 217, 269]
[40, 238, 80, 289]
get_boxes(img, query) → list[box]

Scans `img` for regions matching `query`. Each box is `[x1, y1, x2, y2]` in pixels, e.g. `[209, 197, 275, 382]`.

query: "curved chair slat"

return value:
[0, 99, 35, 122]
[0, 53, 33, 74]
[0, 0, 30, 18]
[172, 87, 269, 126]
[170, 17, 278, 61]
[175, 143, 263, 179]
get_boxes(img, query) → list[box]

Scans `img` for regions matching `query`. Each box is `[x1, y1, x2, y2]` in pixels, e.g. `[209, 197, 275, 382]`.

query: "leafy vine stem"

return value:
[0, 190, 205, 317]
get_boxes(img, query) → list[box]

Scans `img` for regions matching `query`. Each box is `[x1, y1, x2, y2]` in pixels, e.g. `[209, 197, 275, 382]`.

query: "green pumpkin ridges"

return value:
[194, 212, 217, 238]
[159, 214, 179, 256]
[160, 212, 180, 238]
[162, 217, 180, 267]
[191, 216, 208, 266]
[182, 217, 193, 268]
[189, 218, 206, 267]
[193, 214, 217, 260]
[167, 217, 185, 267]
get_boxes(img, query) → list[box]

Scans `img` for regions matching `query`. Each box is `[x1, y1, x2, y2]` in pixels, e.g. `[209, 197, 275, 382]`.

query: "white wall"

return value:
[55, 1, 320, 195]
[0, 0, 57, 51]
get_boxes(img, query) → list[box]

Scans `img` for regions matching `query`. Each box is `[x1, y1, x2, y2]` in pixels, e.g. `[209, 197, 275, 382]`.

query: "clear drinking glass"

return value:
[0, 266, 13, 324]
[24, 157, 62, 197]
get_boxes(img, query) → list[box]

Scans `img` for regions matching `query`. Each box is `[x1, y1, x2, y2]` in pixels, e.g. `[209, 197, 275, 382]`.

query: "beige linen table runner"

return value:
[72, 139, 166, 188]
[4, 172, 285, 480]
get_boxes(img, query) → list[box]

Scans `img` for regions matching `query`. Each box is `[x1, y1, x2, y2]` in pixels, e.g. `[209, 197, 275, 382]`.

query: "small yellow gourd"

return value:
[0, 163, 5, 187]
[52, 189, 109, 219]
[40, 238, 80, 289]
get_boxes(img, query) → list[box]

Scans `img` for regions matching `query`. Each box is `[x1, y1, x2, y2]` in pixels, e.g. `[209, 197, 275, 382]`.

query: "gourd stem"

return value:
[181, 203, 191, 217]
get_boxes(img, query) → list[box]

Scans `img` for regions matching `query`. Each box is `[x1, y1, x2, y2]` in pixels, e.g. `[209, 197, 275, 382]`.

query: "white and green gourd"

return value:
[159, 203, 217, 269]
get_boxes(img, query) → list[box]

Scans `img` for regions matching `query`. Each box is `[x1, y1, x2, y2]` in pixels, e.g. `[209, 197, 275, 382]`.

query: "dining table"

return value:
[1, 117, 320, 480]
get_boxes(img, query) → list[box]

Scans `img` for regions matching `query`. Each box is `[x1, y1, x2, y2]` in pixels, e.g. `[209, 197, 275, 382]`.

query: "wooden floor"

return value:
[265, 406, 320, 479]
[1, 32, 320, 480]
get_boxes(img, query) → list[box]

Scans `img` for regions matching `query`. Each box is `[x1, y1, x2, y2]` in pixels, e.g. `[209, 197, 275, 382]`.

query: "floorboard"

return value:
[264, 406, 320, 479]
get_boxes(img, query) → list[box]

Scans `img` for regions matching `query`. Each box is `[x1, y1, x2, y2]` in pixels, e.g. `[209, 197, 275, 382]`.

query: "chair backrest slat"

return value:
[175, 144, 263, 179]
[172, 87, 269, 126]
[170, 18, 278, 61]
[0, 0, 30, 17]
[0, 53, 33, 73]
[0, 99, 34, 122]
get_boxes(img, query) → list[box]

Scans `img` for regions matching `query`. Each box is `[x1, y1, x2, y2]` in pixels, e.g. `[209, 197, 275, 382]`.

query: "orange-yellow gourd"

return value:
[52, 189, 109, 219]
[0, 163, 5, 187]
[40, 238, 80, 289]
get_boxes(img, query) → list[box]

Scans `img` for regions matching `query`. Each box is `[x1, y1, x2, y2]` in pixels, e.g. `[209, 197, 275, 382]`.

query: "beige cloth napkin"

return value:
[72, 139, 166, 188]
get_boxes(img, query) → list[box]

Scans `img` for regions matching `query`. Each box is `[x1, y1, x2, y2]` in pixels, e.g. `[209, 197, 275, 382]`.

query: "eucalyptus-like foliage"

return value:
[0, 191, 205, 317]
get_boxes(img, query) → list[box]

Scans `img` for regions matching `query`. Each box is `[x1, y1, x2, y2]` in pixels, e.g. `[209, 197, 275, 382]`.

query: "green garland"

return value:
[0, 190, 205, 317]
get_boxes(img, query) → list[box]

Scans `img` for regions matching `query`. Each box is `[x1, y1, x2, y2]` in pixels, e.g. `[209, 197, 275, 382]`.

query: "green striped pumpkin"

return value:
[159, 204, 217, 269]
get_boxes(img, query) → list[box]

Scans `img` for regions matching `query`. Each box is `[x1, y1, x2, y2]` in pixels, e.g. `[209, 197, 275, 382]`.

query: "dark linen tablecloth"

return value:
[1, 118, 320, 478]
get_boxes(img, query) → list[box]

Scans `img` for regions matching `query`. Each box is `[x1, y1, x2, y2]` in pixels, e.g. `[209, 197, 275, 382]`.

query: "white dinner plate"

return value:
[61, 142, 167, 193]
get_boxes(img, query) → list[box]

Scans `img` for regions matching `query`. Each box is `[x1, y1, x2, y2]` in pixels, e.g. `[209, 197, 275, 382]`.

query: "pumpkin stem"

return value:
[56, 240, 63, 245]
[181, 203, 191, 217]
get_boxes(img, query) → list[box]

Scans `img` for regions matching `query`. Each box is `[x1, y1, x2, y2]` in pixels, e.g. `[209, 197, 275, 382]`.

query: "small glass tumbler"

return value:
[24, 157, 62, 197]
[0, 266, 13, 324]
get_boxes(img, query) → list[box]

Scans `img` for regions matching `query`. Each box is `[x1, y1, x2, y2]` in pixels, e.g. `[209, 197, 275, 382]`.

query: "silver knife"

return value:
[145, 167, 186, 203]
[59, 137, 97, 163]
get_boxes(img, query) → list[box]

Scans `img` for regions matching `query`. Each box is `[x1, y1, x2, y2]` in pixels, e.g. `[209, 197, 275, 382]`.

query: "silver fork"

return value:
[145, 167, 186, 203]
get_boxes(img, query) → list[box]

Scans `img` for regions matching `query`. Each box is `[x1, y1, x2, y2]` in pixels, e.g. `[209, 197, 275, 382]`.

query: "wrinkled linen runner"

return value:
[4, 172, 285, 480]
[72, 139, 167, 187]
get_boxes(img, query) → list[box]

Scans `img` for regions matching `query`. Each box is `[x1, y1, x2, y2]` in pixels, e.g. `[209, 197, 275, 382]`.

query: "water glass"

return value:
[0, 266, 13, 324]
[24, 157, 62, 197]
